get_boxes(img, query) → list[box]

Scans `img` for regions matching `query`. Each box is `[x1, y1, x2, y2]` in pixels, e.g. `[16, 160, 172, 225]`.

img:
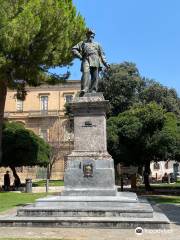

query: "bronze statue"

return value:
[72, 28, 109, 96]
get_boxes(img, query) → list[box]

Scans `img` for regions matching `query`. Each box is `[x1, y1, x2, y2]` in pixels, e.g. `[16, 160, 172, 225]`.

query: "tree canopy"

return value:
[100, 63, 180, 117]
[1, 121, 51, 182]
[107, 102, 179, 190]
[99, 62, 143, 116]
[101, 62, 180, 190]
[139, 79, 180, 115]
[0, 0, 86, 162]
[0, 0, 86, 85]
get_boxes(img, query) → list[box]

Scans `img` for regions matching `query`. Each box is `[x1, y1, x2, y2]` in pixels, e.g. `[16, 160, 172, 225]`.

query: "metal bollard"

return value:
[25, 178, 32, 193]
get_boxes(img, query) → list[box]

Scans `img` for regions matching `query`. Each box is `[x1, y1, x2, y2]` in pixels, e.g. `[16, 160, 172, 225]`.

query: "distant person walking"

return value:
[4, 171, 10, 191]
[13, 176, 21, 190]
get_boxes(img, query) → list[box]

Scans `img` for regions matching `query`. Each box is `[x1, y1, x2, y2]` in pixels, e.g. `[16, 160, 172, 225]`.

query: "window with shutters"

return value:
[16, 99, 23, 112]
[40, 96, 48, 111]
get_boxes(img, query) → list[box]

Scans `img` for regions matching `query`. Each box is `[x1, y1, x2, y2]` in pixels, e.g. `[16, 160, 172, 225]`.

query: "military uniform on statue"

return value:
[72, 29, 110, 96]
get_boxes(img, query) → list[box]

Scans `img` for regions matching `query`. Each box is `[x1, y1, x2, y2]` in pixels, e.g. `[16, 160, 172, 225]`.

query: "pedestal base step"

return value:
[16, 192, 154, 219]
[0, 211, 170, 229]
[35, 192, 138, 206]
[62, 189, 117, 196]
[0, 192, 170, 229]
[17, 203, 153, 218]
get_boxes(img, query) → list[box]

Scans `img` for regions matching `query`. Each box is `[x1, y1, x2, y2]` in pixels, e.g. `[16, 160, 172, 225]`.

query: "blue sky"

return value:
[54, 0, 180, 94]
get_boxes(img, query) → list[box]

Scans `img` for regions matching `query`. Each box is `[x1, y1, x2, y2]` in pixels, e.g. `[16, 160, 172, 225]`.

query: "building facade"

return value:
[150, 160, 180, 181]
[0, 80, 80, 184]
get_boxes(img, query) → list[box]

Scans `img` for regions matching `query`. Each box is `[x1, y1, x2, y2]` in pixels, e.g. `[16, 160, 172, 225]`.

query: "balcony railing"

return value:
[3, 112, 10, 118]
[4, 110, 60, 118]
[28, 110, 59, 117]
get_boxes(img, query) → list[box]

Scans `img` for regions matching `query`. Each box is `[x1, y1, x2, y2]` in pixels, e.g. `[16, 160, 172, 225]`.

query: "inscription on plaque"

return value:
[82, 120, 96, 128]
[85, 120, 92, 126]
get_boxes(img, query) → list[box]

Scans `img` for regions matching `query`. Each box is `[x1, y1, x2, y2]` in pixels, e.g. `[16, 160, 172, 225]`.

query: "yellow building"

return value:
[1, 80, 80, 183]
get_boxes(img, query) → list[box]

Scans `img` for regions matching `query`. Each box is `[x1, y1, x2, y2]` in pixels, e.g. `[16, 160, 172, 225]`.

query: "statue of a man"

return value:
[72, 28, 109, 96]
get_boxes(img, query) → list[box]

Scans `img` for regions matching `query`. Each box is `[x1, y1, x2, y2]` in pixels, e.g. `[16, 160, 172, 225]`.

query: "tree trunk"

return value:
[10, 166, 21, 185]
[0, 79, 7, 163]
[131, 174, 137, 190]
[47, 163, 53, 180]
[143, 160, 152, 191]
[120, 175, 124, 192]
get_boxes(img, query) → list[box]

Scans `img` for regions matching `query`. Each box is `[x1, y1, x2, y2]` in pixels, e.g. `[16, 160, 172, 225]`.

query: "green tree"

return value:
[100, 63, 180, 117]
[99, 62, 143, 116]
[0, 0, 86, 162]
[1, 121, 51, 183]
[100, 61, 180, 190]
[139, 79, 180, 115]
[107, 103, 178, 190]
[174, 119, 180, 161]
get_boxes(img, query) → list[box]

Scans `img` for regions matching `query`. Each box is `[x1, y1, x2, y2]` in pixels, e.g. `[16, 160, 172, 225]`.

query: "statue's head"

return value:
[86, 28, 95, 41]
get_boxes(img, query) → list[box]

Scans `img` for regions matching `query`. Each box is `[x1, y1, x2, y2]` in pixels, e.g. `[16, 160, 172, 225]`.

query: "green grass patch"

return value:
[139, 182, 180, 189]
[33, 180, 64, 187]
[0, 192, 48, 212]
[147, 195, 180, 204]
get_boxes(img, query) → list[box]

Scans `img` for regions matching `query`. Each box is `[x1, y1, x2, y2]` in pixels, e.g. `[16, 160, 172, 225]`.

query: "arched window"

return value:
[165, 161, 169, 169]
[154, 162, 160, 170]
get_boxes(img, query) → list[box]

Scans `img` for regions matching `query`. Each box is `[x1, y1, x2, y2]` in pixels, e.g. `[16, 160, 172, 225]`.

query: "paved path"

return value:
[0, 204, 179, 240]
[0, 224, 178, 240]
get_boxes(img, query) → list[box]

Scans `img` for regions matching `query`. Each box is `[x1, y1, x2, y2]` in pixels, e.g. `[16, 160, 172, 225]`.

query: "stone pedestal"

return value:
[0, 93, 170, 229]
[63, 93, 116, 196]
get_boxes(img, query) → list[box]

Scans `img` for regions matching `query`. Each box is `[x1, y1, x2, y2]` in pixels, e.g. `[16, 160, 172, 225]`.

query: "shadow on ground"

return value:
[154, 204, 180, 225]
